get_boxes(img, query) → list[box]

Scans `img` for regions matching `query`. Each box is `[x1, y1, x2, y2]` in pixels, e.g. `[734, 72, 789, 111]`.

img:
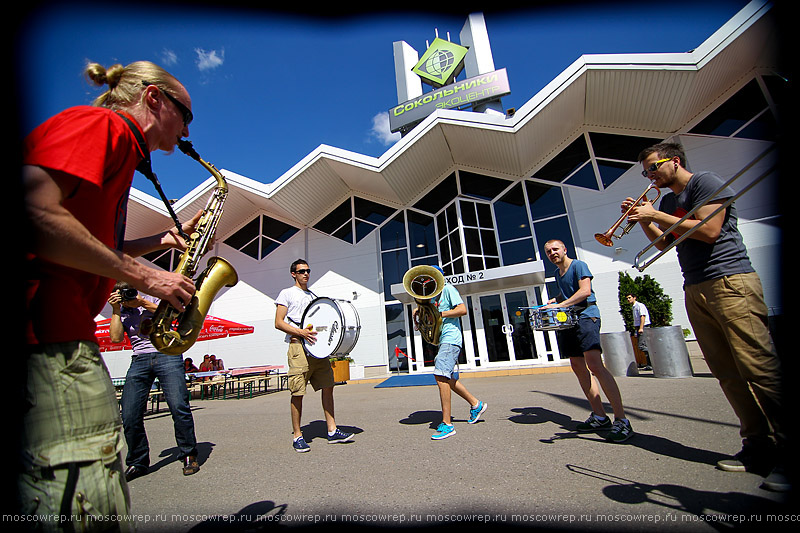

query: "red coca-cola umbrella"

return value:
[94, 315, 255, 352]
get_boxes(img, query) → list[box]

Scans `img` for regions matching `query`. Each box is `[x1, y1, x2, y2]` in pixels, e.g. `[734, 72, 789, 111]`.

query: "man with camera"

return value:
[108, 282, 200, 480]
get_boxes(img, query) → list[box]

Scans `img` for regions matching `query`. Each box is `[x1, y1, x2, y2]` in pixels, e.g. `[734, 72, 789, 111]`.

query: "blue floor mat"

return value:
[375, 373, 457, 388]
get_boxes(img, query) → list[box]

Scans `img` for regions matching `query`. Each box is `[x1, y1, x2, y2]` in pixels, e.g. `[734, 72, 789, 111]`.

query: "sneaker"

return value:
[575, 413, 612, 432]
[468, 401, 487, 424]
[761, 466, 792, 492]
[431, 423, 456, 440]
[327, 428, 354, 444]
[717, 444, 774, 474]
[605, 419, 634, 443]
[293, 436, 310, 453]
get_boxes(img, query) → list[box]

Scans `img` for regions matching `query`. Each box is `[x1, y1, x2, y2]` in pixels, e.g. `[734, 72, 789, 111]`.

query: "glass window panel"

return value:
[354, 197, 395, 225]
[481, 229, 498, 256]
[564, 162, 599, 190]
[460, 200, 478, 227]
[262, 216, 299, 243]
[597, 160, 632, 189]
[332, 222, 353, 244]
[468, 256, 484, 272]
[380, 212, 406, 251]
[224, 216, 260, 250]
[734, 111, 778, 142]
[588, 132, 660, 162]
[464, 228, 481, 254]
[533, 136, 590, 183]
[476, 203, 493, 229]
[439, 237, 451, 263]
[445, 203, 458, 232]
[259, 238, 280, 259]
[501, 238, 536, 266]
[526, 182, 566, 221]
[355, 220, 377, 243]
[408, 211, 436, 258]
[485, 256, 501, 269]
[381, 250, 409, 301]
[689, 80, 768, 137]
[459, 170, 512, 201]
[494, 183, 530, 241]
[449, 232, 462, 259]
[241, 239, 259, 260]
[452, 257, 465, 274]
[413, 173, 457, 214]
[314, 199, 351, 234]
[533, 216, 575, 263]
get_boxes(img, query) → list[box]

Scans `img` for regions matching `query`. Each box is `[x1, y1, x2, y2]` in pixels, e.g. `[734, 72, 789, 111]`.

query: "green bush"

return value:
[618, 271, 673, 333]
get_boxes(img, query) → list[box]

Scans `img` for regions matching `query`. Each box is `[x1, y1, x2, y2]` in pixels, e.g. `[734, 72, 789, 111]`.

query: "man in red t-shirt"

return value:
[20, 60, 201, 527]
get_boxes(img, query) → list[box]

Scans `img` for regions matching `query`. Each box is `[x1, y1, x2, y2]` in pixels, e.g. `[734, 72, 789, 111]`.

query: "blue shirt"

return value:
[553, 259, 601, 319]
[435, 284, 464, 346]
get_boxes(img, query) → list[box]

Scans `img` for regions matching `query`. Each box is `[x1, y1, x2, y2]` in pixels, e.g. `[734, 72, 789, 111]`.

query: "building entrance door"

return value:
[469, 288, 561, 366]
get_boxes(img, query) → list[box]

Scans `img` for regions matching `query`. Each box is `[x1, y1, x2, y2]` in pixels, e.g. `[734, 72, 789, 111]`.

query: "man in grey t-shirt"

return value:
[625, 142, 786, 492]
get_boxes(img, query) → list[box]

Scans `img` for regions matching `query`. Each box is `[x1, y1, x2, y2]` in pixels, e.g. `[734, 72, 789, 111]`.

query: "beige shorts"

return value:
[287, 342, 335, 396]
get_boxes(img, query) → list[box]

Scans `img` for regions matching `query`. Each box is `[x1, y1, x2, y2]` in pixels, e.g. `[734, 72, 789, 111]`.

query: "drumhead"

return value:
[300, 297, 360, 358]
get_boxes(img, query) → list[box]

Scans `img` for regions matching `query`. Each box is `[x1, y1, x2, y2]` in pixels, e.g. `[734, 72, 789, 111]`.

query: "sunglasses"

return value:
[142, 81, 193, 126]
[294, 269, 311, 275]
[641, 158, 672, 177]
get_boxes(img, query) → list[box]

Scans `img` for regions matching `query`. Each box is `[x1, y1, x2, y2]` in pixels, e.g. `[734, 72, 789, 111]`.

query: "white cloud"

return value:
[369, 112, 400, 146]
[161, 48, 178, 66]
[195, 48, 225, 71]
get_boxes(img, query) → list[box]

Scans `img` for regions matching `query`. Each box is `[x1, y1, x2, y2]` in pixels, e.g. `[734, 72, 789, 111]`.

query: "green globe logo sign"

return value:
[412, 38, 468, 88]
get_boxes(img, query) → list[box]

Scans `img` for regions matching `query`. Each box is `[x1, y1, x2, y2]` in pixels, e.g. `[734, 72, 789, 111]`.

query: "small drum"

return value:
[528, 307, 578, 331]
[301, 297, 361, 359]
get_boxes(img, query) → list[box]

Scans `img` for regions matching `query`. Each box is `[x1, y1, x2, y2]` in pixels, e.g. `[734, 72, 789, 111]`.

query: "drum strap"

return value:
[288, 290, 318, 326]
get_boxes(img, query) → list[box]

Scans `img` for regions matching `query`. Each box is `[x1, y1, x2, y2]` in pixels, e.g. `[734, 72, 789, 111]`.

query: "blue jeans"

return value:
[121, 352, 197, 468]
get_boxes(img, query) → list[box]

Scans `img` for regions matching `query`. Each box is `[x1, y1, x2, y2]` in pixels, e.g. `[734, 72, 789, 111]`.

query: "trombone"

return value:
[632, 144, 777, 272]
[595, 183, 660, 247]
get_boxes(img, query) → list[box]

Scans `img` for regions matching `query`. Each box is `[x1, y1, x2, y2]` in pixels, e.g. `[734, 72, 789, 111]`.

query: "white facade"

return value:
[100, 1, 783, 379]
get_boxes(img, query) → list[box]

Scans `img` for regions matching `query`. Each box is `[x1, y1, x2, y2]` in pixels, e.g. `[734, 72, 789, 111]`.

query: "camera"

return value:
[120, 288, 139, 301]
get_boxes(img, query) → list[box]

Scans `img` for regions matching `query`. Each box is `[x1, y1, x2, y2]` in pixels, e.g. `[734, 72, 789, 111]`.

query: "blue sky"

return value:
[18, 1, 751, 200]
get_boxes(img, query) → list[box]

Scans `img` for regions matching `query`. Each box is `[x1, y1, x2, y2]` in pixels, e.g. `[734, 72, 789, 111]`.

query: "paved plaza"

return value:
[117, 356, 798, 532]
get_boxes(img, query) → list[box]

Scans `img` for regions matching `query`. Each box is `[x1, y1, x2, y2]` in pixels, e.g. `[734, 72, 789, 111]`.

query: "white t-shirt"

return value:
[275, 285, 315, 343]
[632, 301, 650, 328]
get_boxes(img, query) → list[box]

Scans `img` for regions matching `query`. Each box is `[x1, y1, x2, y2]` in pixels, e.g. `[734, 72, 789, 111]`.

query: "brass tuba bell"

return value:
[402, 265, 445, 345]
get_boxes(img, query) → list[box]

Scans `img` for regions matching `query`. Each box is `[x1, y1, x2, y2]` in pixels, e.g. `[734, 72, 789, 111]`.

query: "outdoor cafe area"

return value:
[112, 365, 287, 415]
[95, 314, 286, 413]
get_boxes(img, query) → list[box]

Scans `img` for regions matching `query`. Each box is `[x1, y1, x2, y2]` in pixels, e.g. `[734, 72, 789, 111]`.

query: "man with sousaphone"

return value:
[275, 259, 354, 452]
[405, 265, 487, 440]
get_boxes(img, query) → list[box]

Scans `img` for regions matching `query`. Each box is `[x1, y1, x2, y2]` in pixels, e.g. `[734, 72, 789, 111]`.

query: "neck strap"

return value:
[115, 112, 189, 241]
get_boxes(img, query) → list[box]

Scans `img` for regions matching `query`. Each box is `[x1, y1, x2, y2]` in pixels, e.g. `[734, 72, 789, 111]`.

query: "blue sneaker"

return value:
[431, 423, 456, 440]
[468, 401, 487, 424]
[327, 428, 354, 444]
[293, 436, 310, 452]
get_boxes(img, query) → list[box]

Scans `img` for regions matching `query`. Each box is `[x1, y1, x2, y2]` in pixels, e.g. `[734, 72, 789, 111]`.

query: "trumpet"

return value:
[594, 183, 660, 247]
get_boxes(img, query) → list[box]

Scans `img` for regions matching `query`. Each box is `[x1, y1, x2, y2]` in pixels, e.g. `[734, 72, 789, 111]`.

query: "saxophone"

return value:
[402, 265, 445, 345]
[142, 140, 239, 355]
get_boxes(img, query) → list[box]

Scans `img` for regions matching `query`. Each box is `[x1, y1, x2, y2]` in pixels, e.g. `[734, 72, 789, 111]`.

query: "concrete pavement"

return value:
[122, 361, 796, 531]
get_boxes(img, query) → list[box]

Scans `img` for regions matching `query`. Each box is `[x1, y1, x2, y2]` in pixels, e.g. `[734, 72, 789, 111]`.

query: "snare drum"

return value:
[301, 297, 361, 358]
[528, 307, 578, 331]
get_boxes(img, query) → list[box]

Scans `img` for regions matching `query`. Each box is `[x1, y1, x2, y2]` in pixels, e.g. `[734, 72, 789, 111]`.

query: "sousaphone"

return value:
[402, 265, 445, 345]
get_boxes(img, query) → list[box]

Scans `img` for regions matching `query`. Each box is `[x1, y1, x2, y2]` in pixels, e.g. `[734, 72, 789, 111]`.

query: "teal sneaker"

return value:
[431, 423, 456, 440]
[468, 401, 487, 424]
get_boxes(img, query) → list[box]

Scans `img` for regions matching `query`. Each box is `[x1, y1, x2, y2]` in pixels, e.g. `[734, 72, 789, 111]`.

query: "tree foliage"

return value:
[618, 271, 673, 333]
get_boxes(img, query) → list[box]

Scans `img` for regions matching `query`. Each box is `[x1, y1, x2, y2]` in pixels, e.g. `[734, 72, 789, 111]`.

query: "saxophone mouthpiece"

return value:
[177, 139, 200, 160]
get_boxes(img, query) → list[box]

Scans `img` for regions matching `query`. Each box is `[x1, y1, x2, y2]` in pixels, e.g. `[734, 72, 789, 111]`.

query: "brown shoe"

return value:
[182, 455, 200, 476]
